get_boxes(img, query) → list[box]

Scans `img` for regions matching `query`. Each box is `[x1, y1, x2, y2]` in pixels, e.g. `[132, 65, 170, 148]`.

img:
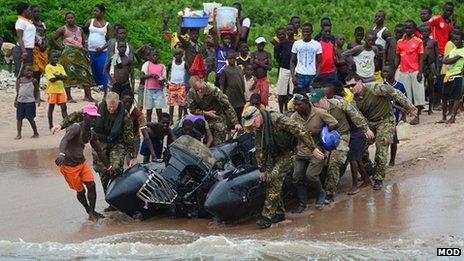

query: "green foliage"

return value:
[1, 0, 463, 82]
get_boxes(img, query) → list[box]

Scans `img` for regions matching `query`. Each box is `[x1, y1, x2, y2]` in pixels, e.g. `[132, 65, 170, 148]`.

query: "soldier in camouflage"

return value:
[311, 87, 374, 201]
[346, 73, 416, 190]
[187, 76, 242, 146]
[242, 105, 324, 229]
[52, 92, 135, 210]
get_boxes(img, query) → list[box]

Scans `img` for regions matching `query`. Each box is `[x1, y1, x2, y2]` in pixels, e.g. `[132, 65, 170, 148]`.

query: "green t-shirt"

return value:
[446, 47, 464, 77]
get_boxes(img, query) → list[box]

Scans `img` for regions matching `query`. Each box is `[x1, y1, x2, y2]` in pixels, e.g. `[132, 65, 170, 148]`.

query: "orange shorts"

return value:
[168, 82, 186, 106]
[48, 93, 67, 105]
[59, 161, 94, 192]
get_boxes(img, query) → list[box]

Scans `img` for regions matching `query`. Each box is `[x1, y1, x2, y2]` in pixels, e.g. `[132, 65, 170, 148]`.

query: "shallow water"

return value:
[0, 148, 463, 259]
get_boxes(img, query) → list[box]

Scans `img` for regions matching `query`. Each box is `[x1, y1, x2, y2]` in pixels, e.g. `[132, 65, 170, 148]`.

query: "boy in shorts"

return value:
[251, 37, 272, 106]
[55, 104, 114, 221]
[141, 49, 167, 122]
[14, 65, 40, 139]
[382, 65, 407, 166]
[107, 40, 135, 97]
[440, 32, 464, 124]
[45, 51, 68, 130]
[168, 48, 187, 124]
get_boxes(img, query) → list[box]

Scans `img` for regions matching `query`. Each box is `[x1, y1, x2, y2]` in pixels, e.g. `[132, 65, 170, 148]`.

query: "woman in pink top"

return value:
[52, 12, 94, 102]
[141, 49, 167, 122]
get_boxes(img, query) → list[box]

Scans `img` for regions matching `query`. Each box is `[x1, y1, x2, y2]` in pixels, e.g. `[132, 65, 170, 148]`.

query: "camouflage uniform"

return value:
[354, 83, 415, 181]
[255, 111, 316, 219]
[325, 99, 369, 196]
[61, 108, 134, 194]
[187, 83, 238, 146]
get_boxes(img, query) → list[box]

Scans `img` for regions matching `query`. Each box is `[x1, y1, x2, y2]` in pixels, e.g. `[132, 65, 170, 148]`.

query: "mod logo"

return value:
[437, 248, 461, 256]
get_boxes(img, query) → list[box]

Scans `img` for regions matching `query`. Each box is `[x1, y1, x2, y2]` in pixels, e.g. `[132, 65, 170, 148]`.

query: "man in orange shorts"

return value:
[55, 104, 114, 221]
[45, 51, 68, 130]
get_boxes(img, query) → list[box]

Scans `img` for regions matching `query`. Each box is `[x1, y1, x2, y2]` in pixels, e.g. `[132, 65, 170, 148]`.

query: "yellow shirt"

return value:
[441, 41, 456, 76]
[45, 64, 66, 94]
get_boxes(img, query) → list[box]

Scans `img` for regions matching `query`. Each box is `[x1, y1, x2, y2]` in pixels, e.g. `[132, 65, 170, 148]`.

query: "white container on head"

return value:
[216, 7, 238, 33]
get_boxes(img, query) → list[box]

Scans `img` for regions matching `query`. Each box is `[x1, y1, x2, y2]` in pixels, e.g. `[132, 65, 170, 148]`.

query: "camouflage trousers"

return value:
[262, 152, 295, 219]
[363, 120, 394, 181]
[92, 142, 127, 194]
[325, 134, 350, 196]
[208, 116, 228, 146]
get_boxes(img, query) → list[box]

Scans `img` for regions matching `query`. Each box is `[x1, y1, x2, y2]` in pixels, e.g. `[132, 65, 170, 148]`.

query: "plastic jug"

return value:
[216, 7, 238, 33]
[396, 121, 411, 141]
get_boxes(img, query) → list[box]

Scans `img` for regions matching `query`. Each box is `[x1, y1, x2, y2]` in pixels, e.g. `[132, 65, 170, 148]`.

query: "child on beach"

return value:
[243, 63, 257, 101]
[275, 25, 295, 112]
[251, 37, 272, 106]
[14, 65, 40, 139]
[382, 65, 407, 167]
[220, 51, 246, 122]
[141, 49, 167, 122]
[168, 48, 188, 124]
[140, 112, 174, 163]
[45, 51, 68, 130]
[237, 43, 251, 71]
[107, 40, 134, 97]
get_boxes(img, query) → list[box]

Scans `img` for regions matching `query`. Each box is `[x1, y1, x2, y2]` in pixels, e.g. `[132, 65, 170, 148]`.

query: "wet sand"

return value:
[1, 88, 464, 259]
[1, 146, 463, 244]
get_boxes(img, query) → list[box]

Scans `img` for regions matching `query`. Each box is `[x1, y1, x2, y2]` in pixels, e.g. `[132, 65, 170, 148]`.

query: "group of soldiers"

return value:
[192, 74, 416, 229]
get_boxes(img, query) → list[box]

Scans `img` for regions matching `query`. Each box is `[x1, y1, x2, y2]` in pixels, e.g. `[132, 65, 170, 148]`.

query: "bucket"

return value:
[216, 7, 238, 33]
[181, 15, 209, 28]
[396, 121, 411, 141]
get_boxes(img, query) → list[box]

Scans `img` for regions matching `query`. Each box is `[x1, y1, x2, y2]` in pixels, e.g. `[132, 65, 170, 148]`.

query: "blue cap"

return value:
[320, 124, 340, 150]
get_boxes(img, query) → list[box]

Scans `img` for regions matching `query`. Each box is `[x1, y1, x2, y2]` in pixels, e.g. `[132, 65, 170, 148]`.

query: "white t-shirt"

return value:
[291, 39, 322, 75]
[15, 18, 36, 49]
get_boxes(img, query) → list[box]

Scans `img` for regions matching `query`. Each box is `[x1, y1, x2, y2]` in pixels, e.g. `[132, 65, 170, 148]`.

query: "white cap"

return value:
[255, 37, 266, 44]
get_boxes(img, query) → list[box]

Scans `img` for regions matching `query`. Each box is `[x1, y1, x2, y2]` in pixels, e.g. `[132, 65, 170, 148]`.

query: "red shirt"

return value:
[427, 15, 452, 55]
[320, 40, 335, 74]
[396, 36, 424, 72]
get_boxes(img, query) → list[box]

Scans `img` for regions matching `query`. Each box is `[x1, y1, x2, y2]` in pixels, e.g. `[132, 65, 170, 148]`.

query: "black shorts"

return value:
[16, 102, 36, 121]
[443, 77, 463, 101]
[111, 82, 131, 97]
[347, 136, 366, 162]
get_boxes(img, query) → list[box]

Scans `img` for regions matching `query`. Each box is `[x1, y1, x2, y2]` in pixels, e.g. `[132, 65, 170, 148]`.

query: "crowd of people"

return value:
[8, 1, 463, 228]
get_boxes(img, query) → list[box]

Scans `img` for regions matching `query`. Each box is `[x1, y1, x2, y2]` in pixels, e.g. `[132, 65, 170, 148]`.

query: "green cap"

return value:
[310, 89, 326, 103]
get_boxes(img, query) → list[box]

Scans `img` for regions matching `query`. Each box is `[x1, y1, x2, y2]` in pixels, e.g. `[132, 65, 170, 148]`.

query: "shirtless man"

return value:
[140, 112, 174, 163]
[106, 40, 134, 97]
[251, 37, 272, 106]
[419, 23, 439, 114]
[55, 104, 114, 221]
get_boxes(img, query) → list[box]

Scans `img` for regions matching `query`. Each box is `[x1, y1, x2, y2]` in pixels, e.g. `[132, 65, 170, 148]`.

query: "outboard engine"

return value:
[106, 136, 218, 218]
